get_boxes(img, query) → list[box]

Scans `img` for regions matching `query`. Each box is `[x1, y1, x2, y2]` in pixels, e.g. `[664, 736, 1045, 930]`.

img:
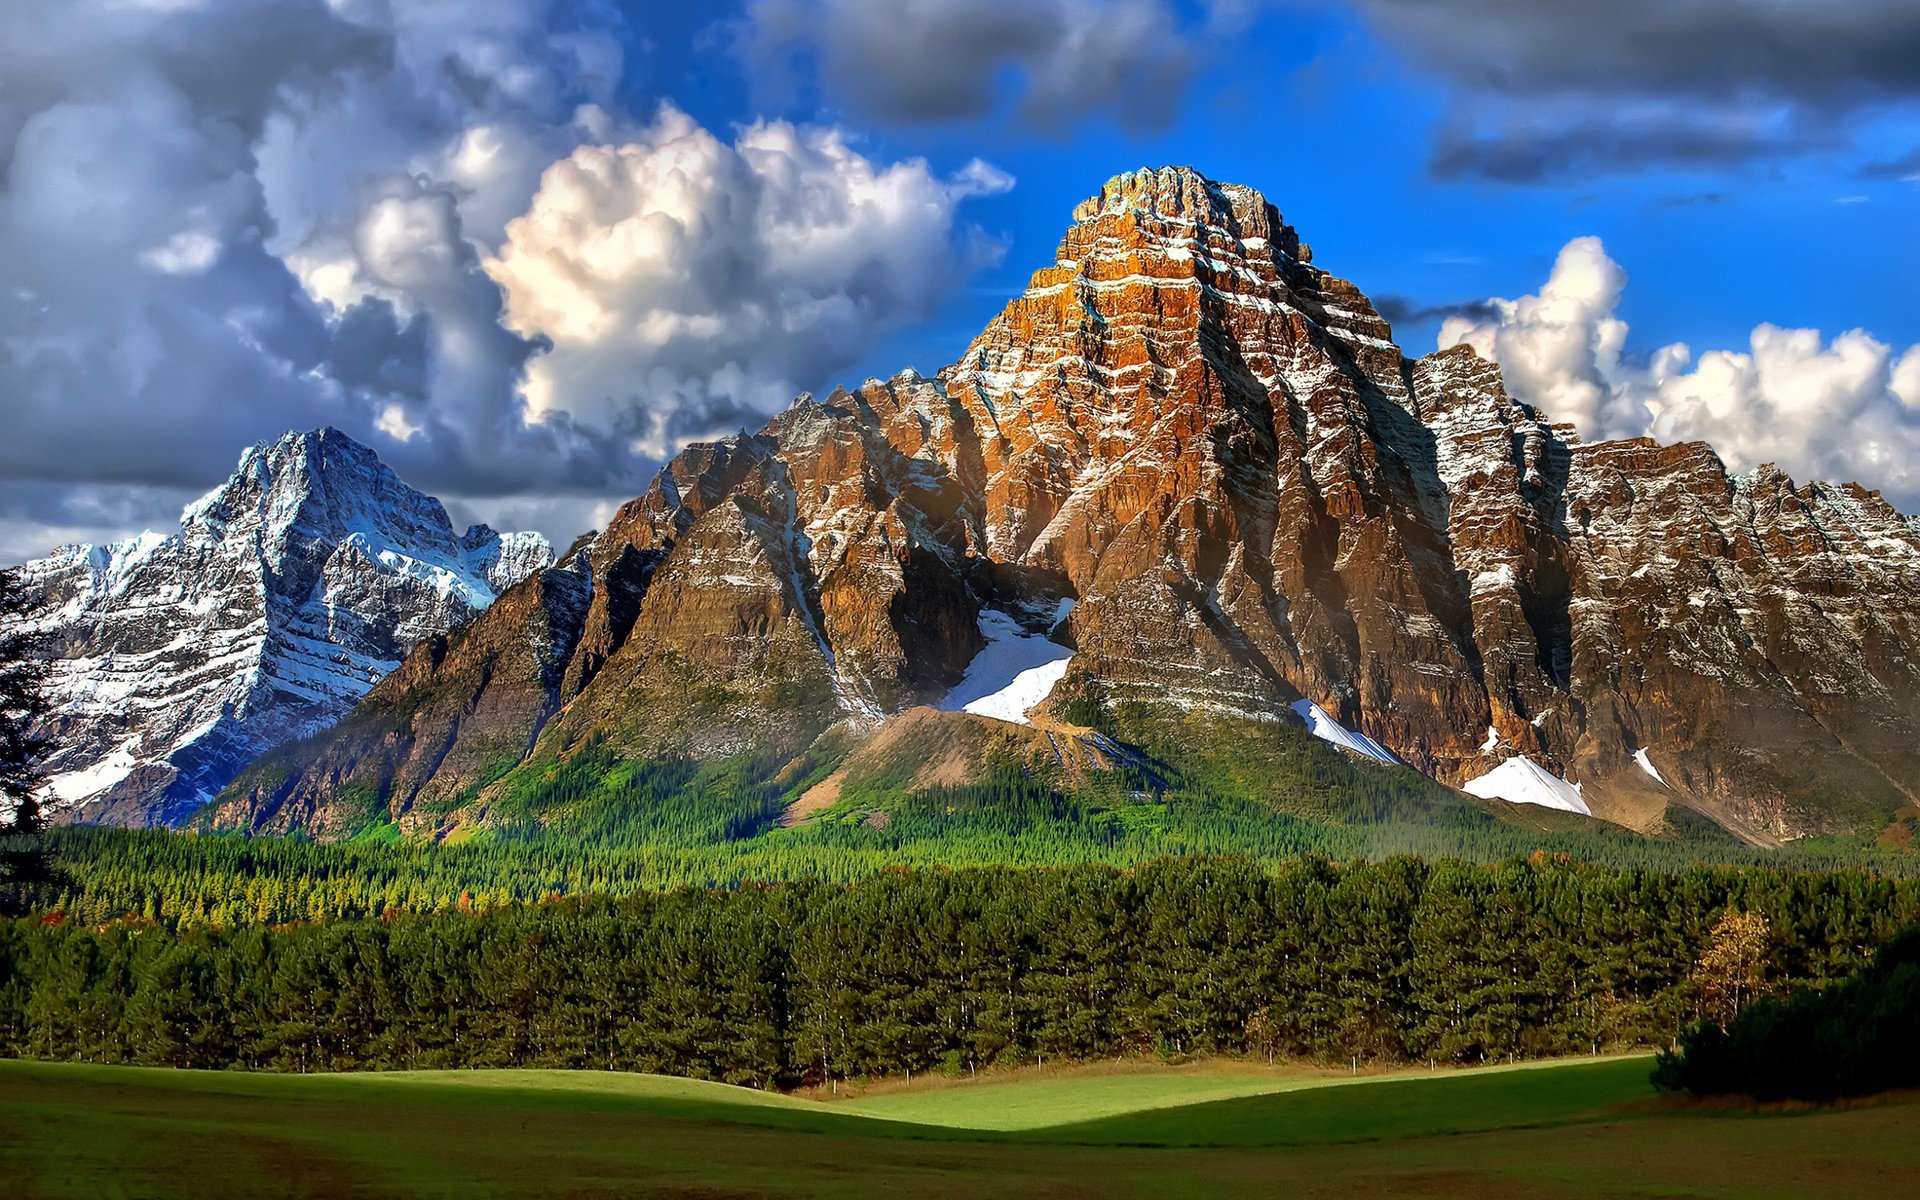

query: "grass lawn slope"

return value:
[5, 1055, 1920, 1198]
[833, 1055, 1646, 1134]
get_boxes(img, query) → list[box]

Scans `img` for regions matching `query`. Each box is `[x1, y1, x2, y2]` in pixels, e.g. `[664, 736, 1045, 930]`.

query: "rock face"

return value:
[211, 169, 1920, 842]
[16, 428, 552, 827]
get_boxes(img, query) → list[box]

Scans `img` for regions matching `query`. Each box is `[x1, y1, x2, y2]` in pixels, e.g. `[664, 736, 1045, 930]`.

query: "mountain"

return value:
[207, 168, 1920, 845]
[16, 428, 552, 827]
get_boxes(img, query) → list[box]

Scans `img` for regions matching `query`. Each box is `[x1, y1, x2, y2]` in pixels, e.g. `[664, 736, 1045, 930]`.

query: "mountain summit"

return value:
[17, 428, 552, 826]
[211, 168, 1920, 843]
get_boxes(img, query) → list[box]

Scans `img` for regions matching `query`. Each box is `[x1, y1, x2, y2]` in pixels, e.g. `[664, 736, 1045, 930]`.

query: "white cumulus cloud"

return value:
[485, 105, 1013, 452]
[1441, 237, 1920, 506]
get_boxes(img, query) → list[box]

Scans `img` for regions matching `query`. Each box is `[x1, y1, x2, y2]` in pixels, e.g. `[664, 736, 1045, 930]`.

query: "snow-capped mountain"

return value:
[210, 169, 1920, 844]
[16, 428, 551, 827]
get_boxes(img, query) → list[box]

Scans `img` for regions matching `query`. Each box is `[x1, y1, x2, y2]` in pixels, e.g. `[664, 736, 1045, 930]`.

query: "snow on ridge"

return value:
[1290, 699, 1401, 765]
[358, 540, 495, 610]
[1462, 755, 1591, 815]
[939, 609, 1075, 726]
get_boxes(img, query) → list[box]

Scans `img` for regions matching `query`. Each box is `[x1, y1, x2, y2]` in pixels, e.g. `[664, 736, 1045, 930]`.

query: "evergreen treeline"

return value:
[5, 856, 1915, 1084]
[40, 785, 1918, 932]
[1654, 927, 1920, 1101]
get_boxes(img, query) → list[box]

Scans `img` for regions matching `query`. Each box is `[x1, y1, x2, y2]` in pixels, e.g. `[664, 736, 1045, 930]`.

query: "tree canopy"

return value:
[4, 855, 1915, 1083]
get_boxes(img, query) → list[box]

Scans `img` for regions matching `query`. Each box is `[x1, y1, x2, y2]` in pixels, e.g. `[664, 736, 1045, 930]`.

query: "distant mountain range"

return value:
[26, 168, 1920, 845]
[17, 429, 550, 826]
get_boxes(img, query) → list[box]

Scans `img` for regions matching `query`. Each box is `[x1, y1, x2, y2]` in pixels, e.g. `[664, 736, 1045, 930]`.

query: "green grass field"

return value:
[5, 1055, 1918, 1198]
[830, 1054, 1640, 1132]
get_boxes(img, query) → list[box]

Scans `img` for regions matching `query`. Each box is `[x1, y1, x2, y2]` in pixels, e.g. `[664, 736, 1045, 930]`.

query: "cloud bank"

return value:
[1441, 238, 1920, 505]
[0, 0, 1010, 560]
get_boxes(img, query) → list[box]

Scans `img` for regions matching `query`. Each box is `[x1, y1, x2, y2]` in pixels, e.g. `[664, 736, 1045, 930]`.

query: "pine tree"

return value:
[0, 566, 55, 916]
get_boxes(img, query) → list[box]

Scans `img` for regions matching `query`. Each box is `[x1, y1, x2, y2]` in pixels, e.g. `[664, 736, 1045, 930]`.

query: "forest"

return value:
[5, 854, 1916, 1086]
[1655, 925, 1920, 1100]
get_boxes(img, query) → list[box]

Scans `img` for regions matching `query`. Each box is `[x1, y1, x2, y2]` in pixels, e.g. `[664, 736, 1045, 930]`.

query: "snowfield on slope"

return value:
[1290, 700, 1401, 765]
[1462, 755, 1591, 815]
[1633, 748, 1669, 787]
[939, 609, 1075, 725]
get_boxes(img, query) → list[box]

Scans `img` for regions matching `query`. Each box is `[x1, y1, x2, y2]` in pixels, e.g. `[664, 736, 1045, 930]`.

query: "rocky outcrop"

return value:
[16, 429, 551, 827]
[210, 168, 1920, 842]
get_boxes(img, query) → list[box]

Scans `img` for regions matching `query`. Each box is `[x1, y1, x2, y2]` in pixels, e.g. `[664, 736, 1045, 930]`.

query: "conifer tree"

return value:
[0, 566, 55, 916]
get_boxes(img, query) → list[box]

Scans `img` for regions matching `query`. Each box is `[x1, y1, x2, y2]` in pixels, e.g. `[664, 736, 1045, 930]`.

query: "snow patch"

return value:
[1471, 565, 1516, 593]
[1480, 725, 1500, 753]
[1049, 597, 1076, 632]
[1462, 756, 1590, 815]
[940, 609, 1075, 725]
[1290, 700, 1401, 765]
[1633, 748, 1668, 788]
[43, 742, 142, 805]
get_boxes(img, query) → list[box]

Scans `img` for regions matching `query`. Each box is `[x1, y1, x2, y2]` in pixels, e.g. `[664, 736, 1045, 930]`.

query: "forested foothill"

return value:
[29, 757, 1920, 932]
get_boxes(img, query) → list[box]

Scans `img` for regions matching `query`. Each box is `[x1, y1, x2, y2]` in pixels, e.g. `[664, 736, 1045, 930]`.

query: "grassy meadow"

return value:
[6, 1054, 1919, 1198]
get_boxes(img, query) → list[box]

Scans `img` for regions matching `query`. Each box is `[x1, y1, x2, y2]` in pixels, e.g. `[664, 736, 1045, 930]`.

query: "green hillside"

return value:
[48, 712, 1918, 932]
[212, 704, 1755, 853]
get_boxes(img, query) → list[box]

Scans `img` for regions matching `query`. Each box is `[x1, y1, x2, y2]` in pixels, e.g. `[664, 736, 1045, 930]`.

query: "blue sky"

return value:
[636, 0, 1920, 373]
[2, 0, 1918, 559]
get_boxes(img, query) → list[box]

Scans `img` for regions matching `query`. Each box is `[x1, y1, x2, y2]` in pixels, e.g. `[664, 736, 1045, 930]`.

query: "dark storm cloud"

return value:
[0, 480, 205, 566]
[1372, 295, 1499, 328]
[738, 0, 1251, 134]
[1332, 0, 1920, 181]
[1857, 148, 1920, 180]
[1427, 109, 1838, 183]
[1352, 1, 1920, 103]
[325, 299, 433, 402]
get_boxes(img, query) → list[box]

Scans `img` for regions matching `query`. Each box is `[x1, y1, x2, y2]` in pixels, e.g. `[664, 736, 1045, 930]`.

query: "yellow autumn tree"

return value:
[1694, 908, 1772, 1025]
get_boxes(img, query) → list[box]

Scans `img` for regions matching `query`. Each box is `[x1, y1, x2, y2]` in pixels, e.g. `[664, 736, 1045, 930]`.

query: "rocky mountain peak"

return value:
[18, 429, 552, 827]
[184, 428, 459, 566]
[1070, 166, 1305, 261]
[950, 165, 1380, 436]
